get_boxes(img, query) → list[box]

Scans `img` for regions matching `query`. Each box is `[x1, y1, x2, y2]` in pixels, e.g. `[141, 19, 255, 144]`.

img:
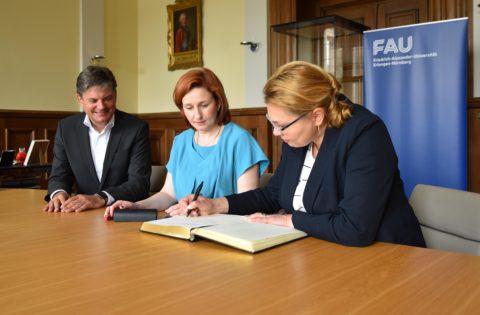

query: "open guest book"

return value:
[140, 214, 308, 253]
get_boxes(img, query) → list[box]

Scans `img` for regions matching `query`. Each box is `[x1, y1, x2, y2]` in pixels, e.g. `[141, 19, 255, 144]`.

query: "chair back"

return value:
[260, 172, 273, 188]
[409, 184, 480, 255]
[150, 165, 167, 193]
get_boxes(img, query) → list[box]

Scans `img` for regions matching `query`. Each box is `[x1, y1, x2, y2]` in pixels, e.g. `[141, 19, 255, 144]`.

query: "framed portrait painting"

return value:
[167, 0, 203, 71]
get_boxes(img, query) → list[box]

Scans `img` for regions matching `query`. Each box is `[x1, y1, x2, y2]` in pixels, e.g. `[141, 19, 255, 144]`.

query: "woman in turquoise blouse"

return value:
[105, 68, 268, 219]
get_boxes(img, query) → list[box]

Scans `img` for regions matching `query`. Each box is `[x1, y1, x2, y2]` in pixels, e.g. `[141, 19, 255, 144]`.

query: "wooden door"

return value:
[323, 2, 377, 29]
[377, 0, 428, 28]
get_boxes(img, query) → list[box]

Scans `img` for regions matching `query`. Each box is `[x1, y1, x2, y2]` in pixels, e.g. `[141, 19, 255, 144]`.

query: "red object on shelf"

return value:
[16, 147, 27, 164]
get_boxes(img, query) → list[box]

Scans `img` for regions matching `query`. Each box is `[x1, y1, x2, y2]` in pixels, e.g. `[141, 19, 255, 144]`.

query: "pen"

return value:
[186, 181, 203, 217]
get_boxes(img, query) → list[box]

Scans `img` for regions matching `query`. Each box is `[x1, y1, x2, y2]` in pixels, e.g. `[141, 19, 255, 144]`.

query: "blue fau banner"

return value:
[363, 18, 468, 196]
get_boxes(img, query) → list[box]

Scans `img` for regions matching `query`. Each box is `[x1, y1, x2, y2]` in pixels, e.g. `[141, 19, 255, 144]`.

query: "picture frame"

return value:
[24, 139, 50, 166]
[167, 0, 203, 71]
[0, 150, 15, 167]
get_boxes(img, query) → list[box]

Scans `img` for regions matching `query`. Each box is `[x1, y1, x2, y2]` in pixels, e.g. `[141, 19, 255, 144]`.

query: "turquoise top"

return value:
[166, 122, 269, 200]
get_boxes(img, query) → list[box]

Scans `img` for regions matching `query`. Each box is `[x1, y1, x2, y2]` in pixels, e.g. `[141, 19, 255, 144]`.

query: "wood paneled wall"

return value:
[0, 107, 277, 172]
[0, 110, 72, 163]
[1, 103, 479, 191]
[468, 107, 480, 192]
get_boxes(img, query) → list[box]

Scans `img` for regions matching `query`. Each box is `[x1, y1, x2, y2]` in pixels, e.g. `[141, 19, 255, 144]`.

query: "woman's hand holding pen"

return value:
[165, 195, 229, 217]
[164, 198, 189, 216]
[167, 181, 205, 217]
[165, 195, 198, 216]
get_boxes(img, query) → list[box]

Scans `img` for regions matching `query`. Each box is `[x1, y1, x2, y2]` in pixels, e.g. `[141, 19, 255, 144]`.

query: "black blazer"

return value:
[227, 103, 425, 247]
[45, 110, 151, 202]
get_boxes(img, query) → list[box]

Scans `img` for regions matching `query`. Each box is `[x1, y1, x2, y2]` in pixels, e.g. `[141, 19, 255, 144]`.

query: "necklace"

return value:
[195, 125, 223, 147]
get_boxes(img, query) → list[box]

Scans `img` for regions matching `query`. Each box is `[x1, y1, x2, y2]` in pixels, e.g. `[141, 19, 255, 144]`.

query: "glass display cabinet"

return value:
[272, 15, 369, 104]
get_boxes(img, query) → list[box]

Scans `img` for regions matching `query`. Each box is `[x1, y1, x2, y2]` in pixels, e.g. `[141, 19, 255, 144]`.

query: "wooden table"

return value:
[1, 189, 479, 314]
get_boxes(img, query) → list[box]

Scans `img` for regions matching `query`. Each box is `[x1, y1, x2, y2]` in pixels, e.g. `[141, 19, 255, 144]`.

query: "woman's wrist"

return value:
[286, 214, 294, 228]
[214, 197, 229, 214]
[131, 201, 141, 209]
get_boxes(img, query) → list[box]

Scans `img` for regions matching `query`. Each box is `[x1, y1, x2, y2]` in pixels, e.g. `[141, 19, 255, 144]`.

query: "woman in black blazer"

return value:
[167, 61, 425, 247]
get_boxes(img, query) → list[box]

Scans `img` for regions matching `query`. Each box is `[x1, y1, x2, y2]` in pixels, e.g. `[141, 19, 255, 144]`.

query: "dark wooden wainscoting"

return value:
[3, 107, 479, 192]
[468, 104, 480, 192]
[1, 108, 279, 173]
[0, 110, 72, 189]
[0, 110, 72, 162]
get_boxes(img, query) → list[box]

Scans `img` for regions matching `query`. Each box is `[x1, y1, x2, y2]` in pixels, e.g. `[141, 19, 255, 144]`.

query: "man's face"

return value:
[179, 14, 187, 27]
[77, 85, 116, 132]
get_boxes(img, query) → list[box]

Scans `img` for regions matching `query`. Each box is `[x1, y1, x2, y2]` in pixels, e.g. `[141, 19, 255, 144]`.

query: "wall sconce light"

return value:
[90, 55, 105, 65]
[240, 41, 259, 52]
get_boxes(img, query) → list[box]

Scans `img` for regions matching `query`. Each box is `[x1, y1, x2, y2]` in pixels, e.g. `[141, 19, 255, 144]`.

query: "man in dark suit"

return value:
[43, 66, 151, 213]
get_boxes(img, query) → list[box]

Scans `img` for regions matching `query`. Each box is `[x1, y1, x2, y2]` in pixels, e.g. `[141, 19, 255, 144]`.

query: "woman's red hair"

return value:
[173, 68, 231, 127]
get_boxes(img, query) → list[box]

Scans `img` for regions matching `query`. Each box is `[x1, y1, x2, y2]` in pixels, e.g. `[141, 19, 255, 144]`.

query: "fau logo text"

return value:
[373, 36, 413, 55]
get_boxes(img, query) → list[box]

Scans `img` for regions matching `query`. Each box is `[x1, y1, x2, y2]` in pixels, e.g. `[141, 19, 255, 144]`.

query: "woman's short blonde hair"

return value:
[263, 61, 352, 128]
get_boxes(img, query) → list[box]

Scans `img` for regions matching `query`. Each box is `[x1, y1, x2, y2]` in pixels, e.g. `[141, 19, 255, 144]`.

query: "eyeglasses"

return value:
[265, 112, 309, 134]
